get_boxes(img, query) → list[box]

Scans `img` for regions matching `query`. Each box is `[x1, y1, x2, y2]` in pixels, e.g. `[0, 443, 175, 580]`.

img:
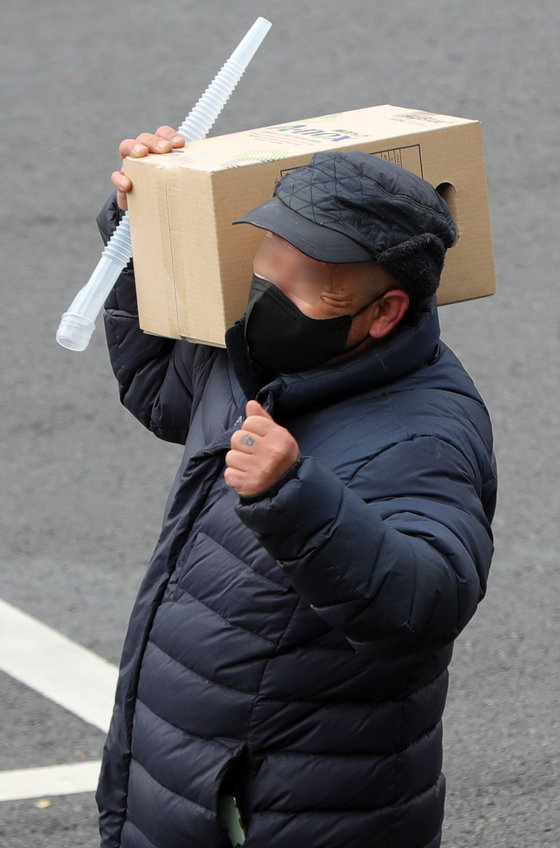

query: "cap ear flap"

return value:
[377, 234, 447, 307]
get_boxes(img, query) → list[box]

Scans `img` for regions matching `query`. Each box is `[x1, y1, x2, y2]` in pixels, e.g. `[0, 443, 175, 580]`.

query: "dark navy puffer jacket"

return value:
[96, 197, 496, 848]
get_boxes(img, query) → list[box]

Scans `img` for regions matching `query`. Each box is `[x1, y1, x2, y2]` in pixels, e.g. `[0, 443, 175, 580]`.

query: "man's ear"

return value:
[368, 290, 410, 339]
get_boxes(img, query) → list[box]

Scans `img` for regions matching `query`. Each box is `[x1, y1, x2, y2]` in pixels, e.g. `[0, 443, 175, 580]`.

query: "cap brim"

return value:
[233, 197, 373, 263]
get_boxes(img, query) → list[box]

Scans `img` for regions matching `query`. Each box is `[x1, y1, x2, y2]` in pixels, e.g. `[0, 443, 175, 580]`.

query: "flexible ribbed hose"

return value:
[56, 17, 271, 351]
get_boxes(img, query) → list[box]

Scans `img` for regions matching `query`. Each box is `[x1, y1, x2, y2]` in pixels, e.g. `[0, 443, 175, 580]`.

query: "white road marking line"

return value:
[0, 762, 102, 801]
[0, 598, 119, 801]
[0, 598, 118, 733]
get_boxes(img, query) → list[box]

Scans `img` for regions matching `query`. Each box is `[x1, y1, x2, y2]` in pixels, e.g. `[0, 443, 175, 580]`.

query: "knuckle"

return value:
[156, 125, 176, 137]
[118, 138, 136, 157]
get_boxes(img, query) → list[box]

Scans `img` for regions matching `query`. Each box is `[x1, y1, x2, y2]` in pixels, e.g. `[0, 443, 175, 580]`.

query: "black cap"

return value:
[235, 194, 374, 262]
[234, 151, 456, 302]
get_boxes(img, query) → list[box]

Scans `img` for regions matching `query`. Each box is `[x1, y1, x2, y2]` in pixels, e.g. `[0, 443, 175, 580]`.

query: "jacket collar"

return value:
[226, 298, 441, 421]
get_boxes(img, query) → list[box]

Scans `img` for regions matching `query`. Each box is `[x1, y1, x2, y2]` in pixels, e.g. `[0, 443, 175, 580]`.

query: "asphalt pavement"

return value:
[1, 1, 559, 846]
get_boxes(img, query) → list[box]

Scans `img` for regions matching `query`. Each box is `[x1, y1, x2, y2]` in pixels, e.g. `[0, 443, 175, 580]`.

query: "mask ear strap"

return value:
[343, 289, 391, 355]
[352, 288, 390, 318]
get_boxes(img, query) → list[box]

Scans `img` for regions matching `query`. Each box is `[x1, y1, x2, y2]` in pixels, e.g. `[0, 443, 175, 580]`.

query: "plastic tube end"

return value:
[56, 313, 95, 351]
[230, 17, 272, 68]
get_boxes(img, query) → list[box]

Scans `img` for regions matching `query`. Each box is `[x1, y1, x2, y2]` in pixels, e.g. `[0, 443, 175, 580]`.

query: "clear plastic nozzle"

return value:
[56, 17, 272, 351]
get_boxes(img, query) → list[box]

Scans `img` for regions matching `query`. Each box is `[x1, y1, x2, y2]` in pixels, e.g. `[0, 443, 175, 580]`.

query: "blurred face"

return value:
[252, 231, 399, 350]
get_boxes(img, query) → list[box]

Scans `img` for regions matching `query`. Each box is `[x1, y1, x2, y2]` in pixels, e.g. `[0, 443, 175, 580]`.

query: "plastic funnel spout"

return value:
[56, 17, 271, 351]
[56, 216, 132, 351]
[178, 17, 272, 142]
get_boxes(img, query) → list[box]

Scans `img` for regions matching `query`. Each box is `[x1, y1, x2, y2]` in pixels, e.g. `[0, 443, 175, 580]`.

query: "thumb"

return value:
[245, 400, 273, 420]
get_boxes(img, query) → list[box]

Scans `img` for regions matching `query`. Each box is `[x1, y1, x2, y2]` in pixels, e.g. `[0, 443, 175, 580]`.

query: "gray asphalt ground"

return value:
[1, 1, 559, 846]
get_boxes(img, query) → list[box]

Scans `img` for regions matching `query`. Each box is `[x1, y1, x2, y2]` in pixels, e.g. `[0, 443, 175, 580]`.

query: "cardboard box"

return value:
[124, 104, 496, 346]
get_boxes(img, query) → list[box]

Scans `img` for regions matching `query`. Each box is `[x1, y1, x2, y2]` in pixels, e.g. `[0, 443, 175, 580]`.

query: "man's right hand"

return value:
[111, 126, 185, 210]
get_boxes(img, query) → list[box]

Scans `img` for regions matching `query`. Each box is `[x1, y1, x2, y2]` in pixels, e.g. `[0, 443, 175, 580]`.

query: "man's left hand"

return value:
[225, 400, 300, 497]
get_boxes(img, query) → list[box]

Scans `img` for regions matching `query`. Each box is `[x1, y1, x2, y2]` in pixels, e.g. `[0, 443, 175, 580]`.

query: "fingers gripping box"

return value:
[124, 104, 496, 346]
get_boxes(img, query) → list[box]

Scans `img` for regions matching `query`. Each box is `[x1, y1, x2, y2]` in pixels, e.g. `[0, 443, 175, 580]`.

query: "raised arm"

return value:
[100, 128, 204, 444]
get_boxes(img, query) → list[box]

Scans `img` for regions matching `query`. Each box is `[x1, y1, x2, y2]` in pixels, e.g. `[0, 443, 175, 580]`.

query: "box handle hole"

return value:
[436, 182, 459, 244]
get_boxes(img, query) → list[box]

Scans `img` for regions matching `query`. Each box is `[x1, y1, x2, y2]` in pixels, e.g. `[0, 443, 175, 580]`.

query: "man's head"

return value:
[235, 151, 456, 372]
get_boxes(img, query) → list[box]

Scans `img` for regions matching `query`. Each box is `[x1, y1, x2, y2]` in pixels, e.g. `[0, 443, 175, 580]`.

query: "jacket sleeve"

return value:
[235, 434, 496, 658]
[98, 193, 198, 444]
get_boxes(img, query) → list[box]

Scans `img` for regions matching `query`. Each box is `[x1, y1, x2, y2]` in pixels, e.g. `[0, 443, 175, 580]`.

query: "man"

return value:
[96, 127, 496, 848]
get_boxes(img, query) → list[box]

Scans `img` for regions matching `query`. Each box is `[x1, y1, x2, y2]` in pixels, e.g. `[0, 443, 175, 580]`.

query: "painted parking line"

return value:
[0, 598, 118, 732]
[0, 598, 119, 801]
[0, 762, 103, 802]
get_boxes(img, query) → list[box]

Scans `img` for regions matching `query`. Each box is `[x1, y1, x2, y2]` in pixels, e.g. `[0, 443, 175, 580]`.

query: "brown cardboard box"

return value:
[124, 104, 496, 346]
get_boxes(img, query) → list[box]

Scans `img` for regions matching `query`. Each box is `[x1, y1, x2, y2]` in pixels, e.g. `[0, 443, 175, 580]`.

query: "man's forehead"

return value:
[260, 231, 382, 276]
[262, 231, 330, 266]
[264, 230, 312, 255]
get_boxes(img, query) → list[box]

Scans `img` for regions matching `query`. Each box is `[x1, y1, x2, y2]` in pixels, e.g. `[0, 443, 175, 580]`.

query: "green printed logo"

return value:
[223, 149, 290, 168]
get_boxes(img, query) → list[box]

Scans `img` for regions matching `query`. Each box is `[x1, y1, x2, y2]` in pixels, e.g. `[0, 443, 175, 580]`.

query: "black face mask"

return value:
[245, 275, 386, 374]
